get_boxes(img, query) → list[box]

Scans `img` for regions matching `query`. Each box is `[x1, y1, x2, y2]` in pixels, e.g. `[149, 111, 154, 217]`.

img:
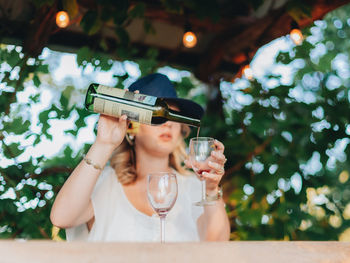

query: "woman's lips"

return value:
[159, 133, 172, 141]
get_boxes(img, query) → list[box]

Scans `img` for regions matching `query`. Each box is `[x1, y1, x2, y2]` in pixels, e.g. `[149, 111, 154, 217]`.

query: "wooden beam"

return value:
[195, 0, 350, 83]
[0, 241, 349, 262]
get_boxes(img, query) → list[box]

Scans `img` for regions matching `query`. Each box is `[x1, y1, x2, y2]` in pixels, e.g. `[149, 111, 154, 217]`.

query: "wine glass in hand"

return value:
[147, 172, 178, 243]
[189, 137, 216, 206]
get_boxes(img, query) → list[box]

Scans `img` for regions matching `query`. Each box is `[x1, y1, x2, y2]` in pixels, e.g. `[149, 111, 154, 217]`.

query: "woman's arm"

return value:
[50, 114, 128, 229]
[50, 142, 114, 228]
[197, 192, 230, 241]
[186, 139, 230, 241]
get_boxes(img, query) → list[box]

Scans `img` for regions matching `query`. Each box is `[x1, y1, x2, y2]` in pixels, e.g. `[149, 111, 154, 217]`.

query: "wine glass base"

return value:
[194, 200, 216, 206]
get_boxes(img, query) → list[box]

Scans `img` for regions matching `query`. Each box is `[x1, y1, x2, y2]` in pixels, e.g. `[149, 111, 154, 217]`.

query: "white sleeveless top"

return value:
[66, 166, 204, 242]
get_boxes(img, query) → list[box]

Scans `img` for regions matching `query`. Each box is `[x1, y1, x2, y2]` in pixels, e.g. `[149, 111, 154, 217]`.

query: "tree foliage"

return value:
[216, 4, 350, 240]
[1, 3, 350, 241]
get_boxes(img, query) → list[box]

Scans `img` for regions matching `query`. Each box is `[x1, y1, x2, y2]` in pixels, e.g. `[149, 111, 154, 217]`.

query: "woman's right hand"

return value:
[94, 89, 139, 149]
[95, 114, 128, 149]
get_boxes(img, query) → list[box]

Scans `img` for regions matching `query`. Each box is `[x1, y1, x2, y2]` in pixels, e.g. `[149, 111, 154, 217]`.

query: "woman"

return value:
[50, 73, 230, 242]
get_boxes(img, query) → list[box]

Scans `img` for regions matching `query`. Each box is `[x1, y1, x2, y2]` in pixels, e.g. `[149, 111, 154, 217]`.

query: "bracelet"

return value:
[83, 155, 103, 171]
[206, 186, 223, 201]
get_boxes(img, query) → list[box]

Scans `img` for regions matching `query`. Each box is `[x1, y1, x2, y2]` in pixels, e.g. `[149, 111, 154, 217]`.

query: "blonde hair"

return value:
[110, 125, 191, 185]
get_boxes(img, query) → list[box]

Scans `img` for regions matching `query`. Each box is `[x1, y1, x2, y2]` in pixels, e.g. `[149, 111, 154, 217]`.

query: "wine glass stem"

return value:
[160, 215, 166, 243]
[201, 180, 207, 201]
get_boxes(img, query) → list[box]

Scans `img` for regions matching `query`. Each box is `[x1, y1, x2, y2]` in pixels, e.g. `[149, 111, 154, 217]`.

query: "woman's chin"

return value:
[136, 137, 177, 157]
[150, 144, 175, 157]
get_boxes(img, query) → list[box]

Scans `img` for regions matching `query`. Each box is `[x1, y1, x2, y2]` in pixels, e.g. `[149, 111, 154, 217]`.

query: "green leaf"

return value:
[38, 109, 50, 124]
[97, 54, 113, 71]
[0, 91, 13, 112]
[33, 75, 41, 87]
[29, 93, 40, 103]
[317, 53, 335, 72]
[193, 0, 220, 22]
[6, 49, 21, 67]
[136, 58, 157, 76]
[63, 0, 78, 17]
[250, 0, 264, 10]
[59, 95, 69, 110]
[294, 41, 314, 59]
[276, 51, 292, 64]
[33, 135, 41, 145]
[63, 145, 73, 159]
[113, 0, 128, 25]
[76, 46, 93, 67]
[287, 0, 312, 22]
[115, 27, 130, 46]
[175, 77, 193, 98]
[32, 0, 55, 8]
[37, 64, 49, 74]
[143, 19, 156, 34]
[191, 93, 207, 107]
[80, 11, 101, 35]
[65, 129, 78, 136]
[4, 143, 24, 158]
[161, 0, 182, 13]
[97, 0, 118, 5]
[129, 3, 145, 18]
[62, 85, 74, 100]
[3, 117, 30, 135]
[116, 46, 131, 60]
[146, 48, 158, 59]
[239, 208, 263, 227]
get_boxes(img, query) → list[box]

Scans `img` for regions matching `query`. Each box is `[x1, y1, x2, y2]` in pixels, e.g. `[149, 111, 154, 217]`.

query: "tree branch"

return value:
[29, 167, 73, 180]
[38, 226, 49, 239]
[225, 136, 273, 176]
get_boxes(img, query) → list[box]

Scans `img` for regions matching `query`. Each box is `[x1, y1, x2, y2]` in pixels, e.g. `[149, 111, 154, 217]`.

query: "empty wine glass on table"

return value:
[147, 172, 178, 243]
[189, 137, 216, 206]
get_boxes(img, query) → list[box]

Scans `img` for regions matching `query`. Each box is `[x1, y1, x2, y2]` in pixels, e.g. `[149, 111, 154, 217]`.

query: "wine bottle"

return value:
[84, 83, 201, 127]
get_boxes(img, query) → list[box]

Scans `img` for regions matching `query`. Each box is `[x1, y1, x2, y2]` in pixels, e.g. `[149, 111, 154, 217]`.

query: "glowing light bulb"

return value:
[183, 31, 197, 48]
[290, 28, 303, 45]
[56, 11, 70, 28]
[242, 65, 254, 80]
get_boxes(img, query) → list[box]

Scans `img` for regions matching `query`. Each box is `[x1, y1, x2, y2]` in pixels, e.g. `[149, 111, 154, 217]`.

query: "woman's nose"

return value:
[162, 121, 172, 127]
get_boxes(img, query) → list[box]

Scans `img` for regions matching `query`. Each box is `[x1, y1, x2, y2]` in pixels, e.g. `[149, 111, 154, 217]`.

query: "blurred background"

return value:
[1, 0, 350, 241]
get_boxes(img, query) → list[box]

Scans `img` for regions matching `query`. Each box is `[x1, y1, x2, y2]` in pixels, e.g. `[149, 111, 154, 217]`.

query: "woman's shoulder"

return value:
[103, 165, 115, 176]
[94, 165, 119, 191]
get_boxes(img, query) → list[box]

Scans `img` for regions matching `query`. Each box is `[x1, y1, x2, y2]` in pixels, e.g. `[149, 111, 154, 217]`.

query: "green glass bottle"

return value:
[84, 83, 201, 127]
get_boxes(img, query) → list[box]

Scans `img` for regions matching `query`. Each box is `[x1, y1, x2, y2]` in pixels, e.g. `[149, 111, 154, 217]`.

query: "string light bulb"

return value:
[182, 22, 197, 48]
[290, 28, 303, 45]
[290, 20, 303, 45]
[56, 10, 70, 28]
[242, 65, 254, 80]
[183, 31, 197, 48]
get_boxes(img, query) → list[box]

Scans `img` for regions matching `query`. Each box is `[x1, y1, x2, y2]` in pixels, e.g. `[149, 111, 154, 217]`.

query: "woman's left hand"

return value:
[185, 139, 227, 194]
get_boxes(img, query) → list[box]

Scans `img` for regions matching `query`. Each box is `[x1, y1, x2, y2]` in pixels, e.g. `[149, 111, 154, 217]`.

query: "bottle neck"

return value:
[167, 110, 201, 127]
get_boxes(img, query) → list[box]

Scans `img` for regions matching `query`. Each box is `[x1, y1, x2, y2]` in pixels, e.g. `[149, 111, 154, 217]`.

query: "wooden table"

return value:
[0, 241, 349, 263]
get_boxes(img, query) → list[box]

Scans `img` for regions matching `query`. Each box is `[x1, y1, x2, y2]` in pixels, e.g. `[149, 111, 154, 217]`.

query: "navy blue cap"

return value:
[128, 73, 204, 120]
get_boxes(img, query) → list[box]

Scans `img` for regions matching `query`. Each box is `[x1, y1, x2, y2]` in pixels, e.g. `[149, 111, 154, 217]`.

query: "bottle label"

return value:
[93, 98, 152, 125]
[96, 85, 157, 106]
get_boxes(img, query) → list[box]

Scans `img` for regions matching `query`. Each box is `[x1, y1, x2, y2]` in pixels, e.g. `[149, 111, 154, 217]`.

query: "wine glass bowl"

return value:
[147, 172, 178, 243]
[189, 137, 216, 206]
